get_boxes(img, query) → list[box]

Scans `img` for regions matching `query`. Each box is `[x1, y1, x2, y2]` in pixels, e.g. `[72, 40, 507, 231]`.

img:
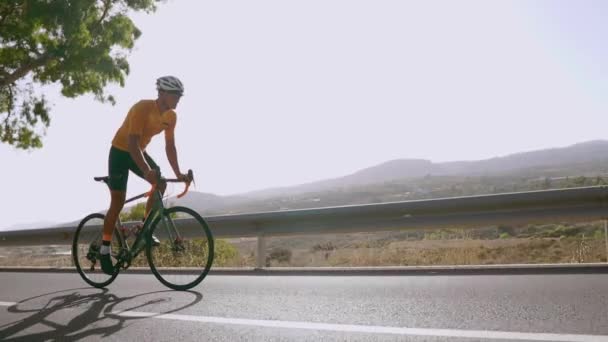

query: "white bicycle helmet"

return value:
[156, 76, 184, 95]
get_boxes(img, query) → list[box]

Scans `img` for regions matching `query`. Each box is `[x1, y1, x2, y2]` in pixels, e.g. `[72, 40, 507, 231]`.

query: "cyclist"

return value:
[100, 76, 190, 275]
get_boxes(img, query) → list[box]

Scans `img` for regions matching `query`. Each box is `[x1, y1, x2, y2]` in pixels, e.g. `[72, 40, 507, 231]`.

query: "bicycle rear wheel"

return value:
[146, 206, 214, 291]
[72, 213, 121, 288]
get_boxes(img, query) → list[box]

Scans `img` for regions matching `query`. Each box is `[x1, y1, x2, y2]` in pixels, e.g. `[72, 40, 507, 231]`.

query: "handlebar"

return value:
[145, 169, 195, 199]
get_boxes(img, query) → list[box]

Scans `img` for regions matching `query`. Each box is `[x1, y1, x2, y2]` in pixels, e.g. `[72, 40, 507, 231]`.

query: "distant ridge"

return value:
[242, 140, 608, 198]
[6, 140, 608, 230]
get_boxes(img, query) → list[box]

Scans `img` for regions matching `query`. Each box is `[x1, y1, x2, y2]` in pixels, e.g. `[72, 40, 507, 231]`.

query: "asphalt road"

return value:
[1, 271, 607, 341]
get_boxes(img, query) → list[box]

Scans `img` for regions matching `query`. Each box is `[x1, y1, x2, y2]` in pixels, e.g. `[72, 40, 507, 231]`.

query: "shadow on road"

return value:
[0, 287, 203, 341]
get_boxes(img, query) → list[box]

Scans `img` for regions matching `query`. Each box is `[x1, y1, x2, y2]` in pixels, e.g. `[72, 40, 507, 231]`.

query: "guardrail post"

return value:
[256, 233, 266, 269]
[605, 220, 608, 263]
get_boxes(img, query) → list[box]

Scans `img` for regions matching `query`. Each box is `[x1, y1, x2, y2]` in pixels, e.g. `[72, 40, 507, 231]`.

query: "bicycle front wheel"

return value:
[146, 206, 214, 291]
[72, 213, 121, 288]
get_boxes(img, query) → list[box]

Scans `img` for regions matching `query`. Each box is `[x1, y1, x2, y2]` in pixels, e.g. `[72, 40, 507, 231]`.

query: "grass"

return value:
[251, 234, 608, 267]
[219, 233, 608, 267]
[1, 232, 607, 268]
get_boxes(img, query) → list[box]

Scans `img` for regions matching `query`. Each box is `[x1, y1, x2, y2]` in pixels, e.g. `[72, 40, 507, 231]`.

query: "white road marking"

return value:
[1, 300, 605, 341]
[113, 310, 608, 342]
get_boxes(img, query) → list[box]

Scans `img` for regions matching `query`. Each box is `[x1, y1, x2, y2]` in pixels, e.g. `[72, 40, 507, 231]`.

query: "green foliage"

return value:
[425, 232, 441, 240]
[0, 82, 49, 148]
[266, 248, 292, 266]
[499, 232, 511, 239]
[497, 225, 516, 237]
[312, 241, 337, 252]
[120, 202, 146, 222]
[146, 238, 237, 268]
[147, 237, 212, 268]
[214, 239, 239, 266]
[0, 0, 160, 149]
[542, 225, 581, 238]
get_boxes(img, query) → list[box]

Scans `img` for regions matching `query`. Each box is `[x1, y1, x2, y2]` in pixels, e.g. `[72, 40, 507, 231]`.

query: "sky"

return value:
[1, 0, 607, 229]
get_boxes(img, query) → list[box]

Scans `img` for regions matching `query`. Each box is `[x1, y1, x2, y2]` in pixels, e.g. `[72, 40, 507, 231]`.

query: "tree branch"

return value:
[0, 52, 54, 88]
[96, 0, 112, 28]
[0, 3, 16, 28]
[2, 84, 15, 138]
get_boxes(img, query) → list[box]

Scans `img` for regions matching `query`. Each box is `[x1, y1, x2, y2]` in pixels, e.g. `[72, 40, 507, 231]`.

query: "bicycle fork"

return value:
[160, 214, 186, 253]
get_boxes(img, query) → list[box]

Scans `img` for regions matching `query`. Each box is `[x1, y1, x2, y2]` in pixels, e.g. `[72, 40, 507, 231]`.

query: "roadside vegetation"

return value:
[2, 221, 605, 268]
[2, 174, 607, 268]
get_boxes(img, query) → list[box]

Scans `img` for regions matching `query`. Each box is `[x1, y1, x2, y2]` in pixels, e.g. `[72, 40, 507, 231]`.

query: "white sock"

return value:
[100, 245, 111, 255]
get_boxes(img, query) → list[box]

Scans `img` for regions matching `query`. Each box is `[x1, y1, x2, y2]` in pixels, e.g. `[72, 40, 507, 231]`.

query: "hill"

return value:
[171, 140, 608, 216]
[7, 140, 608, 230]
[241, 140, 608, 199]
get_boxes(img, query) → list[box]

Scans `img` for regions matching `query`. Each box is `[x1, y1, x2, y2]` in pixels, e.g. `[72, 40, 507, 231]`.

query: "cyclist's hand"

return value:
[145, 169, 159, 184]
[177, 173, 191, 183]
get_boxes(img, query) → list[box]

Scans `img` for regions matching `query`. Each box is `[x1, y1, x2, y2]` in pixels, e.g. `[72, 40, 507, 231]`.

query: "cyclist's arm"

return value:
[165, 120, 182, 177]
[128, 134, 152, 175]
[126, 104, 152, 176]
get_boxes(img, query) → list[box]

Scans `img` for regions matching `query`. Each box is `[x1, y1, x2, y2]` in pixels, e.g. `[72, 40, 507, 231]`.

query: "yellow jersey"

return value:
[111, 100, 177, 151]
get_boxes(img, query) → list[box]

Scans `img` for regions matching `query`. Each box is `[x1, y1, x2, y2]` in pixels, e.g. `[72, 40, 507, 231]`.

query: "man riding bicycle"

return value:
[100, 76, 189, 275]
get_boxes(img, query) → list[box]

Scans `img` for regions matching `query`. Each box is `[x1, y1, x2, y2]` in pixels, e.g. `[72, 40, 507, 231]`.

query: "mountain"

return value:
[7, 140, 608, 230]
[440, 140, 608, 175]
[168, 191, 250, 213]
[244, 140, 608, 198]
[3, 221, 58, 231]
[242, 159, 438, 198]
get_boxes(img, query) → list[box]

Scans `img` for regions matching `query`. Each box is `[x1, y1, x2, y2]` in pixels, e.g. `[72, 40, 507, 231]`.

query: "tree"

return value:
[0, 0, 160, 149]
[120, 202, 146, 222]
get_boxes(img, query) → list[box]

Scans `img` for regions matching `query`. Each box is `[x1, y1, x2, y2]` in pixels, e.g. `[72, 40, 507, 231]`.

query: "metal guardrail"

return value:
[2, 186, 608, 267]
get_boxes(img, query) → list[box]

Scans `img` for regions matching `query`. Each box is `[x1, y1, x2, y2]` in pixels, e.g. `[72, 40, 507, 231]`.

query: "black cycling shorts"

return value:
[108, 146, 160, 191]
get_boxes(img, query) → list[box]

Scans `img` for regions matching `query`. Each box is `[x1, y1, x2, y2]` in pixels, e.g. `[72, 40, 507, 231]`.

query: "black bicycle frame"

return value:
[115, 187, 165, 260]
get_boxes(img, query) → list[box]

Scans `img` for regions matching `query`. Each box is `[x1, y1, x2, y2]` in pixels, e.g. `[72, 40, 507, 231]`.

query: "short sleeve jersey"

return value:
[111, 100, 177, 151]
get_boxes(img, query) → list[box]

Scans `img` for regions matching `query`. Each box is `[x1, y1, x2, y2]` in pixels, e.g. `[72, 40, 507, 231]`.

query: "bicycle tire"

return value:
[146, 206, 214, 291]
[72, 213, 120, 288]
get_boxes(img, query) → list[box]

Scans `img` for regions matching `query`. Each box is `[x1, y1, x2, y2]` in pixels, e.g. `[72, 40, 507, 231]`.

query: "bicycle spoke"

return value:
[72, 214, 120, 288]
[147, 206, 214, 290]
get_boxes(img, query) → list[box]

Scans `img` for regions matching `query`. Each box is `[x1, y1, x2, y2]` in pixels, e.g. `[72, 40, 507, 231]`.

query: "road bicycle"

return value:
[72, 170, 214, 291]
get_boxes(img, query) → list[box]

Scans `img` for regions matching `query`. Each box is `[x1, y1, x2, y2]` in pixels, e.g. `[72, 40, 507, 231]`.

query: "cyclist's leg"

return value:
[128, 152, 163, 245]
[100, 147, 130, 274]
[104, 147, 130, 240]
[103, 190, 126, 239]
[129, 151, 164, 217]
